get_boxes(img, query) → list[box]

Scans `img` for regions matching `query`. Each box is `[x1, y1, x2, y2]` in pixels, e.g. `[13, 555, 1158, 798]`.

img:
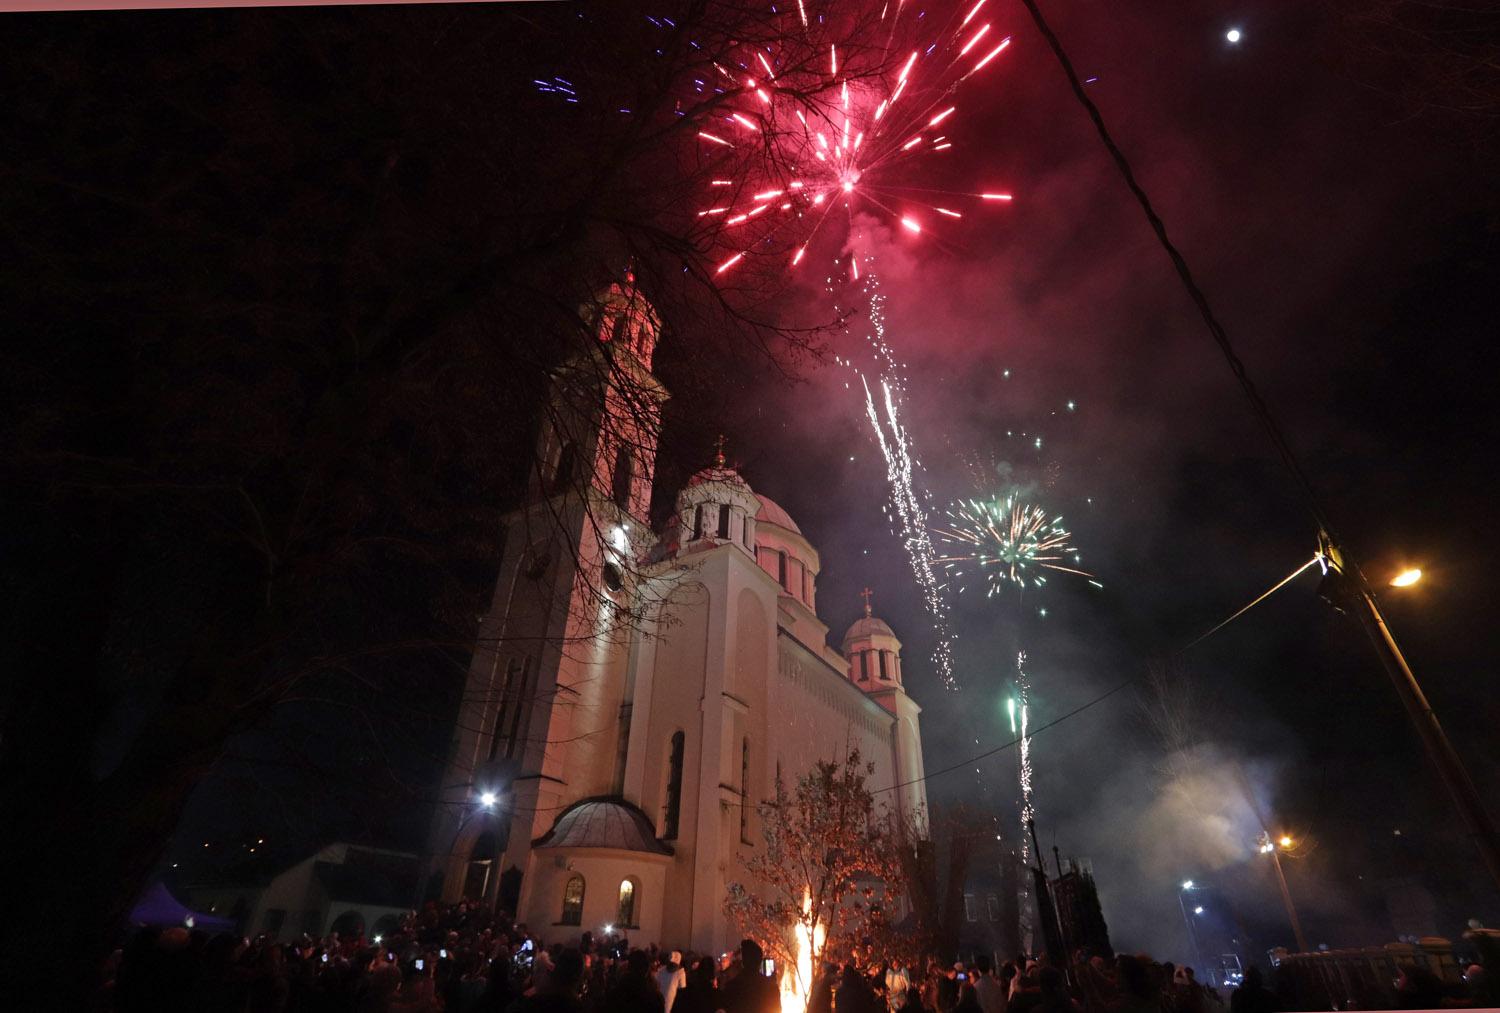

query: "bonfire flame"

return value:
[780, 887, 826, 1013]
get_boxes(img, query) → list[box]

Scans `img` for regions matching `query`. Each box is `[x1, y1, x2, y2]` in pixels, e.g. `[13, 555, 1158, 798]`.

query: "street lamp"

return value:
[1319, 537, 1500, 889]
[479, 791, 498, 808]
[1389, 568, 1422, 588]
[1256, 831, 1308, 952]
[1177, 881, 1206, 973]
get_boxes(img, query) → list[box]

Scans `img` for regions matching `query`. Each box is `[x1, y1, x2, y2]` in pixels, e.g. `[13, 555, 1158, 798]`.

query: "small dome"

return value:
[754, 494, 801, 534]
[842, 614, 895, 647]
[533, 798, 673, 855]
[685, 465, 751, 491]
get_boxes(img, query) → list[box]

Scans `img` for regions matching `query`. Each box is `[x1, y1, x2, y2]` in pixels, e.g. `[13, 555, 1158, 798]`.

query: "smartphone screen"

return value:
[762, 959, 775, 975]
[440, 949, 448, 959]
[321, 953, 329, 964]
[416, 959, 425, 971]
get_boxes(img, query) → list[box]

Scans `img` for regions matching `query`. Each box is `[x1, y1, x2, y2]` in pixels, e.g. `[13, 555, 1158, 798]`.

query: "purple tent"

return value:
[129, 881, 237, 933]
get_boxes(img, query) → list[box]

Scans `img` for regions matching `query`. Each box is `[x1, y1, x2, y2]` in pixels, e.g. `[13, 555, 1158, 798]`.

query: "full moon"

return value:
[1226, 27, 1243, 43]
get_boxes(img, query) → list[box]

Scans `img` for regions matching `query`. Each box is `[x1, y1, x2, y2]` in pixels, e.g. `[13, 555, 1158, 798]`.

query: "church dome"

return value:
[669, 446, 761, 562]
[750, 493, 819, 610]
[685, 465, 752, 491]
[842, 614, 895, 645]
[841, 593, 904, 690]
[533, 797, 673, 855]
[754, 494, 801, 534]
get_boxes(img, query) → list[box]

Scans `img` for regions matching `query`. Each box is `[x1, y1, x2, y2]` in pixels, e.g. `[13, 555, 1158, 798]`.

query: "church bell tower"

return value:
[426, 273, 668, 908]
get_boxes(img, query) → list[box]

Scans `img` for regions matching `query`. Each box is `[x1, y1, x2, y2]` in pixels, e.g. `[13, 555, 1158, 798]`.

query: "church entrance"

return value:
[463, 831, 498, 901]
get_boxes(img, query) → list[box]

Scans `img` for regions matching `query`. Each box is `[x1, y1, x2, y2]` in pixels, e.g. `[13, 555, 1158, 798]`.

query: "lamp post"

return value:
[1321, 538, 1500, 890]
[1256, 832, 1308, 953]
[1177, 881, 1205, 973]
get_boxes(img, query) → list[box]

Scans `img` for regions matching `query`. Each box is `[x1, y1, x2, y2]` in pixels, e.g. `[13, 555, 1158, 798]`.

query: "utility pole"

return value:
[1177, 884, 1205, 973]
[1321, 537, 1500, 891]
[1257, 833, 1309, 953]
[1013, 0, 1500, 895]
[1236, 768, 1308, 954]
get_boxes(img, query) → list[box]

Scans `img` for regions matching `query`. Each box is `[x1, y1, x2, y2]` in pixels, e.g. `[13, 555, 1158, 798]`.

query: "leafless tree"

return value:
[1, 0, 914, 996]
[1332, 0, 1500, 141]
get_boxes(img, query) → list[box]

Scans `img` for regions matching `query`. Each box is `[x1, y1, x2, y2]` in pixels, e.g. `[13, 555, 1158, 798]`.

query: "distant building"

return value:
[1051, 858, 1113, 959]
[186, 842, 419, 942]
[958, 841, 1024, 967]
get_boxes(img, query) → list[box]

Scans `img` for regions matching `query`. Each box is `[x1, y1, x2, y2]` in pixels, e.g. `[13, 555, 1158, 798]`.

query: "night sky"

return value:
[674, 0, 1500, 956]
[8, 0, 1498, 967]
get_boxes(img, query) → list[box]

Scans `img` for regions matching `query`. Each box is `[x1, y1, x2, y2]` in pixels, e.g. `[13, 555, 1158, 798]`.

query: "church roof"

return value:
[533, 797, 673, 855]
[754, 494, 801, 534]
[842, 614, 896, 644]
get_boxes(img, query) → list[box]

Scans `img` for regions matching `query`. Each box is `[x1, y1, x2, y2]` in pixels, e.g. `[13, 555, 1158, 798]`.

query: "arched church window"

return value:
[663, 730, 685, 839]
[551, 442, 577, 494]
[560, 875, 585, 926]
[616, 879, 637, 927]
[859, 651, 869, 682]
[740, 738, 750, 841]
[500, 658, 535, 760]
[489, 659, 522, 761]
[717, 504, 731, 539]
[743, 516, 752, 548]
[610, 312, 629, 344]
[777, 551, 787, 589]
[692, 505, 704, 540]
[612, 450, 633, 511]
[879, 651, 889, 681]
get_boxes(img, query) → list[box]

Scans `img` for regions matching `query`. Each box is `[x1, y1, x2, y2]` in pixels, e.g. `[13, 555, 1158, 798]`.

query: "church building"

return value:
[426, 279, 928, 955]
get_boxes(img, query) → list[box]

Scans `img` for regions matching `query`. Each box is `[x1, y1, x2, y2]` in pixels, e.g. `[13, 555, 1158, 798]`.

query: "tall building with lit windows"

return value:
[425, 277, 928, 954]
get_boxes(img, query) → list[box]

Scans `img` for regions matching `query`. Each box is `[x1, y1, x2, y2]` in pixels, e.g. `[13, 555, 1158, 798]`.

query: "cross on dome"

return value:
[860, 586, 874, 617]
[713, 434, 727, 469]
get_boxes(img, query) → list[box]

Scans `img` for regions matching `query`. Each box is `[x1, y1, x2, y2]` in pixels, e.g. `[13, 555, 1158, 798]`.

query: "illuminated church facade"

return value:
[426, 281, 928, 954]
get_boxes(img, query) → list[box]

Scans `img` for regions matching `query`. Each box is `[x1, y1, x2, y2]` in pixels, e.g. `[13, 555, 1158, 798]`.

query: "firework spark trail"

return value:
[1015, 647, 1037, 950]
[842, 261, 956, 688]
[694, 0, 1018, 277]
[861, 373, 957, 689]
[1017, 649, 1035, 850]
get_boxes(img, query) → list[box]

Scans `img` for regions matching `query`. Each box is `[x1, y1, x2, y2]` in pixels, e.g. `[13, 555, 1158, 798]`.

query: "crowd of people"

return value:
[101, 899, 1497, 1013]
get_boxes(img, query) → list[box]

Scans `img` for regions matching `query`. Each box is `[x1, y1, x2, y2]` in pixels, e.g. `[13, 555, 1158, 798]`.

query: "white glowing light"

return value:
[1226, 28, 1242, 43]
[480, 791, 498, 807]
[1018, 652, 1035, 865]
[853, 272, 956, 688]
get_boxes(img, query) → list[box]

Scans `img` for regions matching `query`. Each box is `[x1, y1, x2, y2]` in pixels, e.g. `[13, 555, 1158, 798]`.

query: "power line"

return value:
[872, 675, 1135, 797]
[870, 551, 1326, 798]
[1015, 0, 1334, 541]
[1018, 0, 1500, 888]
[1181, 553, 1323, 651]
